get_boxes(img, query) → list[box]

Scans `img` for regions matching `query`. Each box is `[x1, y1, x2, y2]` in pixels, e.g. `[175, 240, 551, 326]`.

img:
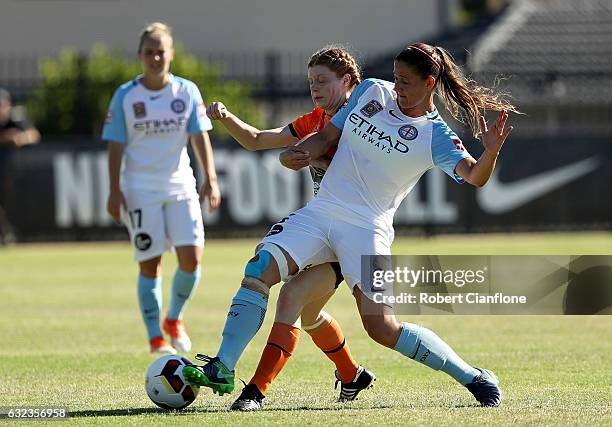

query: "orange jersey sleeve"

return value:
[288, 108, 329, 140]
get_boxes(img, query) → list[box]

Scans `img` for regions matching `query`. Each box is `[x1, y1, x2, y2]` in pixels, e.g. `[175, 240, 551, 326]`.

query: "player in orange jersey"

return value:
[200, 46, 375, 410]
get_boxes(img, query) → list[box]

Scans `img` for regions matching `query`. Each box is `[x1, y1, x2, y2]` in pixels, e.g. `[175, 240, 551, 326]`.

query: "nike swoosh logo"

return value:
[150, 95, 162, 100]
[389, 109, 403, 120]
[477, 156, 600, 214]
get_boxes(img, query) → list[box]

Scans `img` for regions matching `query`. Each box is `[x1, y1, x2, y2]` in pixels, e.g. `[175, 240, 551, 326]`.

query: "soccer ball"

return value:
[145, 355, 199, 410]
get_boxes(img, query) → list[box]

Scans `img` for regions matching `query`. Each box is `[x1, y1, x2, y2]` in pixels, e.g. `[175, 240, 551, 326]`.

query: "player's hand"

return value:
[309, 154, 331, 170]
[206, 102, 229, 120]
[200, 179, 221, 213]
[280, 145, 310, 170]
[107, 190, 127, 224]
[0, 129, 21, 147]
[480, 110, 513, 155]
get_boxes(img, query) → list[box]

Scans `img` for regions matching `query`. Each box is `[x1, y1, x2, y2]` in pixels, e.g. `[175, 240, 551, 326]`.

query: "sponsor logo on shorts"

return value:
[398, 125, 418, 140]
[105, 110, 113, 124]
[132, 102, 146, 118]
[134, 233, 152, 251]
[265, 224, 283, 237]
[171, 99, 186, 114]
[360, 100, 383, 118]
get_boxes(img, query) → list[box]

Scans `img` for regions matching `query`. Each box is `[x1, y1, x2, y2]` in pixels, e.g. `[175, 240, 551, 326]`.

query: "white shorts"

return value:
[260, 204, 393, 297]
[121, 189, 204, 262]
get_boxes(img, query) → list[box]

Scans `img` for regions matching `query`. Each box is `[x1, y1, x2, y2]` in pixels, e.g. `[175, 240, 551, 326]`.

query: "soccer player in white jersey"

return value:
[102, 23, 221, 354]
[184, 43, 515, 408]
[205, 47, 376, 410]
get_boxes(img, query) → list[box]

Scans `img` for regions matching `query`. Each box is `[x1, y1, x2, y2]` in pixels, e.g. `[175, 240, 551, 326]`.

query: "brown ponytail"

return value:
[396, 43, 517, 138]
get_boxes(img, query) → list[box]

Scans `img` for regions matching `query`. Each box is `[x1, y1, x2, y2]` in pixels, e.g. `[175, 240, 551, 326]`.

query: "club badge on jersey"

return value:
[133, 102, 147, 118]
[360, 100, 383, 118]
[398, 125, 418, 141]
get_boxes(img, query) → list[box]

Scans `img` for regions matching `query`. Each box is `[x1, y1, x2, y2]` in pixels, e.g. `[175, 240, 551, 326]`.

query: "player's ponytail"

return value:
[395, 43, 517, 138]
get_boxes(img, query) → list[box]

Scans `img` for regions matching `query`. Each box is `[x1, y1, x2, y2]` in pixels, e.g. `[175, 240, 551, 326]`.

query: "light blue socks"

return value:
[217, 287, 268, 370]
[394, 322, 480, 385]
[168, 267, 201, 320]
[137, 274, 163, 340]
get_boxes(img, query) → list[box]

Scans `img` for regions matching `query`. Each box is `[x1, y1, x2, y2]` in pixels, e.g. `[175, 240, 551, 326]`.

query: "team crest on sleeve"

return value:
[452, 137, 465, 151]
[360, 100, 383, 118]
[398, 125, 418, 140]
[171, 99, 186, 114]
[197, 102, 206, 117]
[132, 102, 146, 118]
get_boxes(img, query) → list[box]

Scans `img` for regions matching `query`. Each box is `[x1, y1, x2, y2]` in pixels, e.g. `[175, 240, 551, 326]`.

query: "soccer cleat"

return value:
[465, 367, 503, 407]
[162, 317, 192, 352]
[182, 354, 235, 396]
[335, 366, 376, 402]
[150, 336, 177, 355]
[229, 383, 265, 411]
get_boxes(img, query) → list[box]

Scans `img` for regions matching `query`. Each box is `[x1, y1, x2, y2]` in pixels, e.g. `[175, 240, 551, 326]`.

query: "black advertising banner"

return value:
[3, 136, 611, 241]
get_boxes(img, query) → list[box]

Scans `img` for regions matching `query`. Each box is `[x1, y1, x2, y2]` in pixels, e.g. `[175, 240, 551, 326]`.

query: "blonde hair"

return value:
[308, 45, 361, 89]
[138, 22, 173, 53]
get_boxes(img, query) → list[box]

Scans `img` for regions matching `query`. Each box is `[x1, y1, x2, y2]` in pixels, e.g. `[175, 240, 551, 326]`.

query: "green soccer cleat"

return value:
[183, 354, 235, 396]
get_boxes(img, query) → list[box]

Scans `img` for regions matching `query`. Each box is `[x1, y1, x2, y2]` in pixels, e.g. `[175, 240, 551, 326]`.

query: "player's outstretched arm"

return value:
[207, 101, 296, 151]
[455, 110, 513, 187]
[279, 122, 341, 170]
[190, 131, 221, 213]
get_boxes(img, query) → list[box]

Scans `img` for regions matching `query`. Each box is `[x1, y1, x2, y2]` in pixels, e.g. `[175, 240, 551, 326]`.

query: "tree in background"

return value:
[27, 44, 262, 139]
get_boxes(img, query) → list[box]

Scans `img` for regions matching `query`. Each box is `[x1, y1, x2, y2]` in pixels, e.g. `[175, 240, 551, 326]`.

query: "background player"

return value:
[102, 22, 221, 354]
[184, 43, 515, 408]
[0, 88, 40, 245]
[204, 46, 375, 410]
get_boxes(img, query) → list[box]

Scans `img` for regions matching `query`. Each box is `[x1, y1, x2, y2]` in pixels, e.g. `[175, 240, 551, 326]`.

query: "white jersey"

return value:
[102, 74, 213, 195]
[313, 78, 471, 231]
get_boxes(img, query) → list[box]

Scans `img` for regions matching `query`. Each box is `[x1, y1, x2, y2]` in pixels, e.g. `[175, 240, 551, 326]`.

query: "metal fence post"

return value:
[75, 54, 88, 134]
[265, 51, 281, 126]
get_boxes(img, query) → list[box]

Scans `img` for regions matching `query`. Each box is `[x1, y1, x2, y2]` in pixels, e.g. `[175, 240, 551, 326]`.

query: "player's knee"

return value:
[139, 257, 162, 278]
[276, 284, 306, 316]
[175, 246, 202, 272]
[244, 243, 291, 283]
[240, 276, 272, 298]
[362, 316, 400, 348]
[179, 257, 199, 273]
[301, 309, 325, 329]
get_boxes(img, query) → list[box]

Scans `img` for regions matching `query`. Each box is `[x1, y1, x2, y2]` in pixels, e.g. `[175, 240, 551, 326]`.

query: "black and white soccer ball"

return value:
[145, 355, 199, 410]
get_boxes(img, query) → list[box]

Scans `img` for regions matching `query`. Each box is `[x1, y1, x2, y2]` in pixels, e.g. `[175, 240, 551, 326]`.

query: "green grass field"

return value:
[1, 233, 611, 426]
